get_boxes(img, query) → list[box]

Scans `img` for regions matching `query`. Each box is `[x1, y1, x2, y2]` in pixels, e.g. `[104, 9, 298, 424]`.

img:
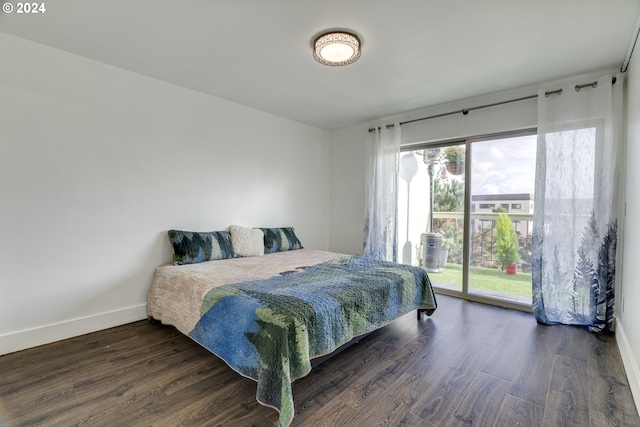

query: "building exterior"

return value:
[471, 193, 534, 214]
[471, 193, 534, 239]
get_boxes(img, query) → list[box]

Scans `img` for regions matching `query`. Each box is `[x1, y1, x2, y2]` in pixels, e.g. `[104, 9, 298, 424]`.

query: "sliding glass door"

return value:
[397, 130, 537, 309]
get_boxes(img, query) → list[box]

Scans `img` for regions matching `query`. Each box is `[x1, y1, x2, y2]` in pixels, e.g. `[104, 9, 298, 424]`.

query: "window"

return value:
[397, 129, 536, 310]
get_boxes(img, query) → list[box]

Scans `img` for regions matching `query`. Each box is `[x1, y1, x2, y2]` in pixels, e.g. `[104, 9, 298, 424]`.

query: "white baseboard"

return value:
[0, 304, 148, 356]
[615, 316, 640, 416]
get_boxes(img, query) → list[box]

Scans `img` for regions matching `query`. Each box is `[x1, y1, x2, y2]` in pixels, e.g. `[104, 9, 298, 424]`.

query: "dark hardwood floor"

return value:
[1, 294, 638, 426]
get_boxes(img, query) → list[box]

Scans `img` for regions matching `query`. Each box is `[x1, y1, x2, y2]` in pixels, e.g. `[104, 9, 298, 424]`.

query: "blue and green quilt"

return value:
[188, 256, 437, 426]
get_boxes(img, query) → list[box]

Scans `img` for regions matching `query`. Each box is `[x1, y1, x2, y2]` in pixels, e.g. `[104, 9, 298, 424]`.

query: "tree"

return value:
[432, 178, 464, 264]
[495, 213, 520, 267]
[432, 178, 464, 213]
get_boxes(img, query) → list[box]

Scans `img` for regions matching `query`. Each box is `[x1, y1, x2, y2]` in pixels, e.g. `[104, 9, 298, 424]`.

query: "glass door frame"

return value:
[401, 127, 537, 313]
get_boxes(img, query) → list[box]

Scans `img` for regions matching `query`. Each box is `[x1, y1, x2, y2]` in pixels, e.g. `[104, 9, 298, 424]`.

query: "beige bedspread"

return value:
[147, 249, 348, 335]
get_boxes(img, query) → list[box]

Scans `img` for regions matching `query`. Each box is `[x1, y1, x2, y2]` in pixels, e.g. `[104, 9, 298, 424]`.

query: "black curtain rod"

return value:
[368, 77, 617, 132]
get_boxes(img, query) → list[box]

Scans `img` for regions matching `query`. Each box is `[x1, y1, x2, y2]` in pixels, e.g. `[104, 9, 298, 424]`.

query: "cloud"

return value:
[490, 145, 505, 160]
[483, 183, 500, 194]
[470, 135, 537, 195]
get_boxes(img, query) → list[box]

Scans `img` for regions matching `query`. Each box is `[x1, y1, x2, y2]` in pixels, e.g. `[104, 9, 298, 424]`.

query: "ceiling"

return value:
[2, 0, 639, 130]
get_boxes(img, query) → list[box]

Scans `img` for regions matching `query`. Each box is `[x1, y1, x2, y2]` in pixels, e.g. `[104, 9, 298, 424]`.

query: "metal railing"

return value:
[432, 212, 534, 221]
[432, 211, 534, 271]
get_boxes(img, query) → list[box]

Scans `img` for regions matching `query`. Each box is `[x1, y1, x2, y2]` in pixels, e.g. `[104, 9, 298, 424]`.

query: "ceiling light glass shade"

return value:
[313, 31, 361, 66]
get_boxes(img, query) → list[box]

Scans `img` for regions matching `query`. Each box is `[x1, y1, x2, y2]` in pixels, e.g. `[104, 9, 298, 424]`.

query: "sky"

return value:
[469, 134, 537, 196]
[401, 134, 538, 197]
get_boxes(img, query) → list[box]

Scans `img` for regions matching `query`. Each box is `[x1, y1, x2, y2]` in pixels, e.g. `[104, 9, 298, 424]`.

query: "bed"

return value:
[147, 230, 437, 427]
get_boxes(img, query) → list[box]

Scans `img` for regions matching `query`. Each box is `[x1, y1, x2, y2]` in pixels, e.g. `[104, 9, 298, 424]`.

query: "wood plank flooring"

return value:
[0, 294, 638, 426]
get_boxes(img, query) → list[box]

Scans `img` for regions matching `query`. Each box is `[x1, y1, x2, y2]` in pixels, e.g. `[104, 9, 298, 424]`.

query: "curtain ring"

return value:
[575, 82, 598, 92]
[544, 89, 562, 97]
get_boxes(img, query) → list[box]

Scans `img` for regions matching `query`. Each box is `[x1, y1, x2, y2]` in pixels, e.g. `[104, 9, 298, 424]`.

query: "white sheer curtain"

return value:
[532, 74, 624, 332]
[363, 123, 401, 261]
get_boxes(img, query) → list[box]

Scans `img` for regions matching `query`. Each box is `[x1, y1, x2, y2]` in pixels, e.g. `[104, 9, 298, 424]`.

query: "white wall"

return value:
[328, 124, 367, 256]
[0, 33, 330, 355]
[620, 52, 640, 411]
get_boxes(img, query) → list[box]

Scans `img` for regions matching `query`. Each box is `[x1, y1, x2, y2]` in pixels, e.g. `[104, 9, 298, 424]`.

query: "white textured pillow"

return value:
[229, 225, 264, 257]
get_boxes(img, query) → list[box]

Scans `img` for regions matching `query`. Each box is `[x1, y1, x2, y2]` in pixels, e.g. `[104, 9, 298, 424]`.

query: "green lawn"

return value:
[429, 263, 533, 298]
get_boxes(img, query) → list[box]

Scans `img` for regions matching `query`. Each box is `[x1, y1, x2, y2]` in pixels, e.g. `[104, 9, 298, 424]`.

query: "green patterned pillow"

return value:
[259, 227, 303, 254]
[168, 230, 235, 265]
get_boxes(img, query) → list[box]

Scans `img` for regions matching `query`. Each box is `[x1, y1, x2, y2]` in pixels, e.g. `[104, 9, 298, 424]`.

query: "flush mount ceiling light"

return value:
[312, 31, 361, 66]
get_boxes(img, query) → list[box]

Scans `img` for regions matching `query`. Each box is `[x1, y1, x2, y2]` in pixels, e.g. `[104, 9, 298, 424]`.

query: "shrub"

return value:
[495, 213, 520, 267]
